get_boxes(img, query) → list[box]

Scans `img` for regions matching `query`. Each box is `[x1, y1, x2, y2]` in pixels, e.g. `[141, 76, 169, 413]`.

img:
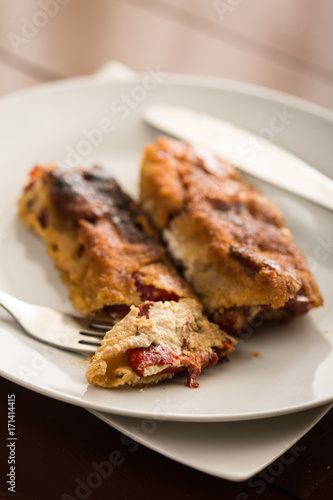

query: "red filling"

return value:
[127, 344, 220, 388]
[101, 270, 181, 324]
[103, 304, 131, 321]
[133, 272, 180, 302]
[127, 345, 181, 376]
[24, 165, 42, 192]
[137, 301, 154, 318]
[283, 289, 313, 316]
[218, 289, 313, 335]
[38, 208, 49, 229]
[217, 305, 262, 335]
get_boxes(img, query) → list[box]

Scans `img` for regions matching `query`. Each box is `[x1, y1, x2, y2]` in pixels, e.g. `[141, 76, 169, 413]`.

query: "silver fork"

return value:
[0, 290, 111, 354]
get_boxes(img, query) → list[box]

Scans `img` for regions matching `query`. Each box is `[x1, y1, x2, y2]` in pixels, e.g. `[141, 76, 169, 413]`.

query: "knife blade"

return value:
[143, 104, 333, 211]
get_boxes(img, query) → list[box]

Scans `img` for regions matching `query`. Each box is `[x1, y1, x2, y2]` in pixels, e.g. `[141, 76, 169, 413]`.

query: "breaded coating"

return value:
[86, 298, 235, 388]
[18, 165, 193, 320]
[140, 136, 323, 334]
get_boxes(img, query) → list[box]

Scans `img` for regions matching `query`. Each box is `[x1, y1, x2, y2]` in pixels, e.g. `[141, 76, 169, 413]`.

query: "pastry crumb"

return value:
[251, 350, 259, 358]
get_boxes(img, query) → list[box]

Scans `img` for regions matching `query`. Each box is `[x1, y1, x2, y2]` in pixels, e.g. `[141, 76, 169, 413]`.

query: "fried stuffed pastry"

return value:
[139, 136, 323, 335]
[18, 164, 235, 387]
[86, 298, 235, 388]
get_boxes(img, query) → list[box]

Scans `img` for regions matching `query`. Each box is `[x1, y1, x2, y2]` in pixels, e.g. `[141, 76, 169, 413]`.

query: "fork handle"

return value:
[0, 290, 28, 323]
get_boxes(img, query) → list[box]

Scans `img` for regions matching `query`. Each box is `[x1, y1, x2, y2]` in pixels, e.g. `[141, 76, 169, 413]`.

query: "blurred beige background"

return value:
[0, 0, 332, 109]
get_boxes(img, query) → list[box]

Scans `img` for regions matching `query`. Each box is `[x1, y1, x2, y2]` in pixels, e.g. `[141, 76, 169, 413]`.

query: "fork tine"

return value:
[88, 320, 115, 330]
[78, 338, 101, 347]
[79, 329, 106, 338]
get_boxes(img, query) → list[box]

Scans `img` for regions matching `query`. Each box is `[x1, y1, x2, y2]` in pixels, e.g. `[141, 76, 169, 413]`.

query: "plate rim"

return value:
[1, 70, 333, 124]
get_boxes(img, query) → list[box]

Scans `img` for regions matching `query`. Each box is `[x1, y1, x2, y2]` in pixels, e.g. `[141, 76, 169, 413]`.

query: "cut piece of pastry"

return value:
[86, 299, 235, 388]
[139, 136, 323, 335]
[18, 164, 235, 388]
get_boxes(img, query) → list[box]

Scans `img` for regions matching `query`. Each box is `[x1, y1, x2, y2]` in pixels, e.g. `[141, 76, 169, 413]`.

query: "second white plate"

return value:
[91, 403, 332, 481]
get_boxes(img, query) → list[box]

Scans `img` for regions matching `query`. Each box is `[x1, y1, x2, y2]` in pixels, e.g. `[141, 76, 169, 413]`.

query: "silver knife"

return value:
[143, 104, 333, 211]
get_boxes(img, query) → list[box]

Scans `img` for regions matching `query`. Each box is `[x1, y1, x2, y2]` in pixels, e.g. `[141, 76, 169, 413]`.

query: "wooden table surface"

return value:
[0, 1, 332, 499]
[0, 378, 333, 500]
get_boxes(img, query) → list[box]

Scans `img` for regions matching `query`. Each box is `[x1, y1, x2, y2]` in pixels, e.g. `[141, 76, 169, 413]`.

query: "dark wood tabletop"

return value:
[0, 1, 332, 499]
[0, 377, 332, 500]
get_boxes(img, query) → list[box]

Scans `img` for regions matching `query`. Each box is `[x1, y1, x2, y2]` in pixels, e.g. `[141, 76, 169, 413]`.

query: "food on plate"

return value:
[86, 298, 235, 388]
[18, 164, 185, 322]
[18, 164, 235, 387]
[139, 136, 323, 335]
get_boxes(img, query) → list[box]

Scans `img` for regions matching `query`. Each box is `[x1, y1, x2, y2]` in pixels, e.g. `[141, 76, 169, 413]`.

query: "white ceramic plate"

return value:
[91, 403, 332, 481]
[0, 72, 332, 422]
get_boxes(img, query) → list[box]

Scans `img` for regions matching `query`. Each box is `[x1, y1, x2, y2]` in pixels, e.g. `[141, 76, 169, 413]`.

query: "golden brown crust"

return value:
[139, 137, 323, 320]
[86, 299, 236, 388]
[18, 164, 193, 319]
